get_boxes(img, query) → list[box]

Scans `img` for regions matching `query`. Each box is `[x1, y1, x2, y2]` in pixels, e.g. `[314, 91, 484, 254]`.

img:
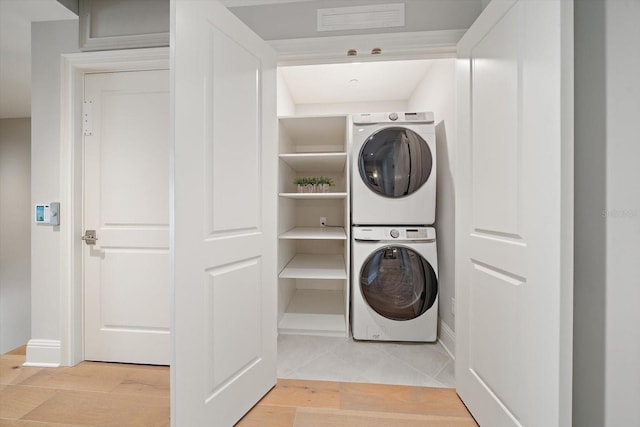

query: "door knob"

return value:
[81, 230, 98, 245]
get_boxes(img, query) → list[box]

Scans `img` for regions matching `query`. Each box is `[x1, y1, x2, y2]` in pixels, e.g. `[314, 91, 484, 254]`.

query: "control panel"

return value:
[34, 202, 60, 225]
[352, 111, 435, 124]
[352, 226, 435, 241]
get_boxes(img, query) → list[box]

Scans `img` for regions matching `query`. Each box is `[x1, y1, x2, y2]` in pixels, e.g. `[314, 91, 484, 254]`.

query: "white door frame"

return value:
[59, 47, 169, 366]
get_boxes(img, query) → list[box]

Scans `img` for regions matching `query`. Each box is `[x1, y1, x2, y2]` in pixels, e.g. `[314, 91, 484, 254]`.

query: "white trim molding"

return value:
[24, 339, 62, 367]
[59, 48, 170, 366]
[438, 319, 455, 360]
[270, 30, 465, 65]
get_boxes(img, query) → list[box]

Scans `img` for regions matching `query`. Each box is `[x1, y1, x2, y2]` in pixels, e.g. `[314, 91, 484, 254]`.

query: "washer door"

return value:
[358, 127, 433, 198]
[359, 246, 437, 321]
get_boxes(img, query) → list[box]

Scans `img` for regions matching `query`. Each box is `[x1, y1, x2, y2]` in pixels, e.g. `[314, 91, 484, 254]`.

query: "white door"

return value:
[172, 0, 278, 425]
[456, 1, 573, 426]
[83, 69, 171, 365]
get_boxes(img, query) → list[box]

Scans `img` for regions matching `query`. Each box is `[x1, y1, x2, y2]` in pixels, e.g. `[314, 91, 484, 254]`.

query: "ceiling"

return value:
[0, 0, 77, 119]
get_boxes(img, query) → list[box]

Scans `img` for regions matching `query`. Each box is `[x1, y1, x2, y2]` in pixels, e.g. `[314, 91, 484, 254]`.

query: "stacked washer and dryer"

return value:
[350, 112, 439, 342]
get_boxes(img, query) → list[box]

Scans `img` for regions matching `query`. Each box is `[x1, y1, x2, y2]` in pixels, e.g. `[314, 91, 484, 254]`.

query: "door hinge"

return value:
[83, 100, 93, 136]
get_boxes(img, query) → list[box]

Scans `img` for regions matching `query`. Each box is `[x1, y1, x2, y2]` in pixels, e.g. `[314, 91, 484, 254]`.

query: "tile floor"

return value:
[277, 335, 455, 388]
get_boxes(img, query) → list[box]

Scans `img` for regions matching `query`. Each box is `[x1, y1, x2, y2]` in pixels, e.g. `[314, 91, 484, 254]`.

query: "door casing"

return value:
[59, 47, 169, 366]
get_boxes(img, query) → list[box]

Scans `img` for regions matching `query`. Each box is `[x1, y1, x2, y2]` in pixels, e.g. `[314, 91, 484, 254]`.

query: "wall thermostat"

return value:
[35, 203, 60, 225]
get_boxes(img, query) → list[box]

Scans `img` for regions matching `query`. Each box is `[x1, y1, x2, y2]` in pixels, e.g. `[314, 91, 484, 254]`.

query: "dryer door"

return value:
[359, 246, 437, 321]
[358, 127, 433, 198]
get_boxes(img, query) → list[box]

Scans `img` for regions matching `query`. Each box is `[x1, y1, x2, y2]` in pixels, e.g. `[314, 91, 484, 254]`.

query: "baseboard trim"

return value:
[24, 339, 61, 367]
[438, 320, 455, 360]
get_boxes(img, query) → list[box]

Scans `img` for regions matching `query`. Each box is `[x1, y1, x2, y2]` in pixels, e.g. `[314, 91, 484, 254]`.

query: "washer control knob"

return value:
[388, 112, 399, 121]
[390, 229, 400, 238]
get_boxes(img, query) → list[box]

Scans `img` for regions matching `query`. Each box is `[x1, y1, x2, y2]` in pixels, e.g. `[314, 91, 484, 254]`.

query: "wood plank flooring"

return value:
[1, 346, 477, 427]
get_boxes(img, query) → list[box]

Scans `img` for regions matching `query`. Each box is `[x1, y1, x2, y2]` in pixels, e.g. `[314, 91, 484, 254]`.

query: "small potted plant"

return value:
[294, 176, 335, 193]
[294, 177, 314, 193]
[316, 176, 335, 193]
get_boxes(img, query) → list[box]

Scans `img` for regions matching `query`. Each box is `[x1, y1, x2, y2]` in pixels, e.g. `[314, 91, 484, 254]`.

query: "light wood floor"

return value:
[1, 346, 477, 427]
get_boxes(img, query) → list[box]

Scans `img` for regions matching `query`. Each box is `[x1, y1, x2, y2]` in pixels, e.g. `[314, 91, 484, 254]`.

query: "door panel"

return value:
[100, 88, 169, 225]
[456, 0, 573, 426]
[83, 70, 170, 365]
[101, 250, 170, 328]
[208, 25, 262, 234]
[172, 0, 277, 425]
[469, 263, 521, 420]
[470, 9, 520, 235]
[205, 258, 261, 395]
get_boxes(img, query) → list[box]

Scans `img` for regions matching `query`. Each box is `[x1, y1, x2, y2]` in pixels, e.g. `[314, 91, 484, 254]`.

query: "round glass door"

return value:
[359, 246, 437, 321]
[358, 127, 433, 198]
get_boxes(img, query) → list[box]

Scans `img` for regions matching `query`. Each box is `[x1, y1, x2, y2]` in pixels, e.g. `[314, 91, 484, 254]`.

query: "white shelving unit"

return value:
[279, 153, 346, 172]
[277, 115, 350, 337]
[279, 227, 347, 240]
[278, 192, 348, 199]
[279, 254, 347, 279]
[278, 289, 346, 336]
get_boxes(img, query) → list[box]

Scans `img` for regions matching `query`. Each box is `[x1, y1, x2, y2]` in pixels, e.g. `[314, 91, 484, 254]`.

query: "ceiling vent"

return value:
[317, 3, 405, 32]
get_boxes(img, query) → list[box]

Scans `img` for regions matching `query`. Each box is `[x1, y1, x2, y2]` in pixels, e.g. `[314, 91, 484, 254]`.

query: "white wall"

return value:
[0, 118, 31, 353]
[603, 1, 640, 424]
[573, 0, 606, 423]
[56, 0, 79, 15]
[295, 100, 407, 116]
[407, 59, 456, 346]
[574, 0, 640, 425]
[277, 68, 295, 116]
[87, 0, 168, 39]
[27, 20, 79, 365]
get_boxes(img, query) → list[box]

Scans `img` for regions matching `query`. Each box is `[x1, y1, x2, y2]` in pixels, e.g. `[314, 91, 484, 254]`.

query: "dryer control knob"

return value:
[389, 112, 399, 121]
[390, 229, 400, 238]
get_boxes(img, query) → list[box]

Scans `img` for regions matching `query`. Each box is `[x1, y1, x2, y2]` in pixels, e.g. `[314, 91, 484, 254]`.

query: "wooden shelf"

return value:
[279, 227, 346, 240]
[279, 152, 346, 172]
[279, 192, 347, 200]
[279, 254, 347, 280]
[278, 289, 346, 337]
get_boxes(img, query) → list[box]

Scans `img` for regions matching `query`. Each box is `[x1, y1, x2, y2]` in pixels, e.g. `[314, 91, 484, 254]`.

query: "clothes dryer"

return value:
[352, 112, 436, 225]
[351, 226, 438, 342]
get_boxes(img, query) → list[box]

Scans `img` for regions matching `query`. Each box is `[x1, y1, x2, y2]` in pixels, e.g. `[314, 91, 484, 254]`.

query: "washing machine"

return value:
[351, 226, 438, 342]
[352, 112, 436, 226]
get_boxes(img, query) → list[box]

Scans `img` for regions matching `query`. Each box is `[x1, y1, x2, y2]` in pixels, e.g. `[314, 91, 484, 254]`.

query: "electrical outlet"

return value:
[320, 216, 327, 226]
[451, 297, 456, 316]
